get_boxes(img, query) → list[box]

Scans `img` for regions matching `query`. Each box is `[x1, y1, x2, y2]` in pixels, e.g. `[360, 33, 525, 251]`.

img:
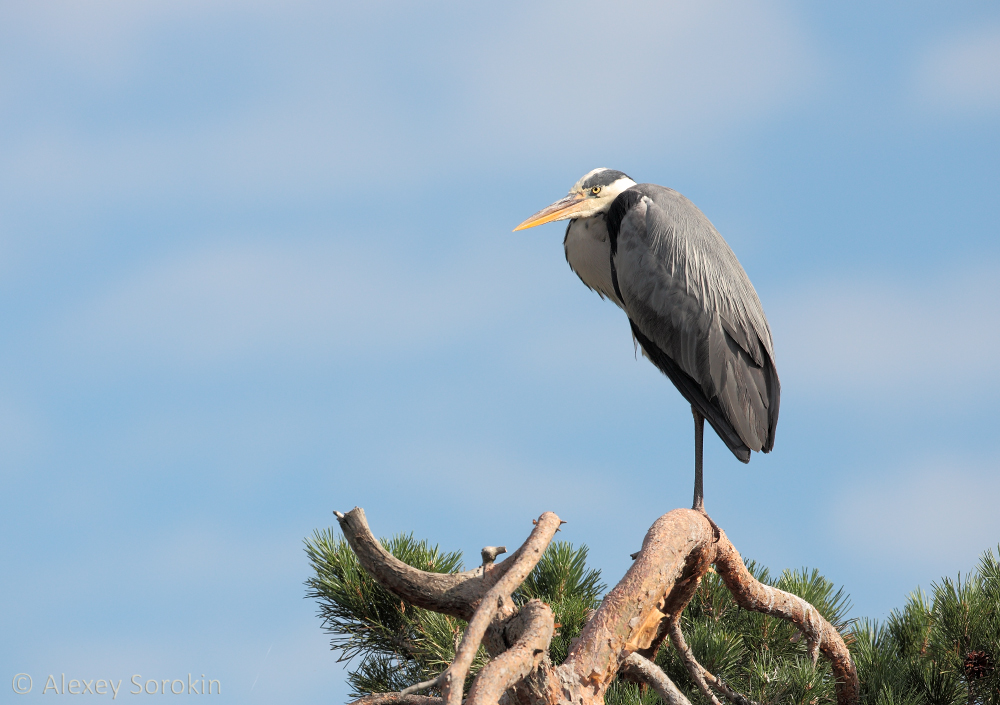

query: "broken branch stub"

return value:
[481, 546, 507, 566]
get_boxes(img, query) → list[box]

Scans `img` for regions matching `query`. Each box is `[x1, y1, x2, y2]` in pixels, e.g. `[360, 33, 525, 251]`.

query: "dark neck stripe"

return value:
[606, 188, 643, 257]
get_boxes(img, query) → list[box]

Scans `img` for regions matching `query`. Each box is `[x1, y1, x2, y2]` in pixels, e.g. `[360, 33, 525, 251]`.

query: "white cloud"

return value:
[13, 519, 350, 703]
[769, 264, 1000, 401]
[469, 1, 820, 155]
[53, 232, 682, 391]
[0, 1, 821, 211]
[60, 245, 1000, 406]
[2, 0, 282, 81]
[914, 24, 1000, 115]
[62, 243, 439, 365]
[835, 456, 1000, 572]
[59, 238, 546, 369]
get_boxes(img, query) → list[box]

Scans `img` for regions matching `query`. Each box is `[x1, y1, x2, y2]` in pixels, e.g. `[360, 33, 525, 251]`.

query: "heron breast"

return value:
[564, 217, 622, 307]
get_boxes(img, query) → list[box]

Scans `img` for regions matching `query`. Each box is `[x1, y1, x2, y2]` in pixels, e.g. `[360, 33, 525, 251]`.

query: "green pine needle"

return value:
[305, 523, 1000, 705]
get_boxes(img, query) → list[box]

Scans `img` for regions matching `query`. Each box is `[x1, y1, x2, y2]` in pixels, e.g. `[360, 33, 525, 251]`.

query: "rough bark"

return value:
[467, 600, 555, 705]
[335, 508, 535, 622]
[338, 507, 858, 705]
[351, 696, 443, 705]
[439, 512, 563, 705]
[713, 529, 859, 705]
[556, 509, 716, 704]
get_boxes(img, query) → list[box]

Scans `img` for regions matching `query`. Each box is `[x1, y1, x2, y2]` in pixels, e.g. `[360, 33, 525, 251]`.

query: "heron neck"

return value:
[563, 216, 622, 308]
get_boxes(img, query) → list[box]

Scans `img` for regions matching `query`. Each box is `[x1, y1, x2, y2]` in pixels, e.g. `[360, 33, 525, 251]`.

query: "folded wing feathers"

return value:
[614, 185, 779, 460]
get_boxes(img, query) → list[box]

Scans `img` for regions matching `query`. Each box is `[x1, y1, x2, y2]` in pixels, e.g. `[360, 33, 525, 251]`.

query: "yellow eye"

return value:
[591, 186, 602, 195]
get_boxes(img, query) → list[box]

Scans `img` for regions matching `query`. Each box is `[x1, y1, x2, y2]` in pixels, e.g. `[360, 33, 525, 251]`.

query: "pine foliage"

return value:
[304, 531, 603, 697]
[304, 528, 488, 698]
[306, 526, 1000, 705]
[515, 540, 607, 664]
[642, 563, 853, 705]
[851, 545, 1000, 705]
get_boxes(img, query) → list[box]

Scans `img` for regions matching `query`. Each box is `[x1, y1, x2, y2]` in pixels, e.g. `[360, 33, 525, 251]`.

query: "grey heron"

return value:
[514, 169, 779, 512]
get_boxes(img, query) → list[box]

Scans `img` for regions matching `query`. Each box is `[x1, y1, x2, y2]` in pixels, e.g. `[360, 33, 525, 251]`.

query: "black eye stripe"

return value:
[580, 169, 631, 190]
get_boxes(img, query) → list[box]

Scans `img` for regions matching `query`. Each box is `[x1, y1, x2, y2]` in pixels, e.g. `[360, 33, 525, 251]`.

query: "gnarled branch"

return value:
[668, 618, 757, 705]
[332, 507, 858, 705]
[466, 600, 555, 705]
[559, 508, 716, 700]
[440, 512, 563, 705]
[350, 695, 442, 705]
[668, 617, 724, 705]
[713, 530, 859, 705]
[335, 508, 539, 622]
[621, 652, 692, 705]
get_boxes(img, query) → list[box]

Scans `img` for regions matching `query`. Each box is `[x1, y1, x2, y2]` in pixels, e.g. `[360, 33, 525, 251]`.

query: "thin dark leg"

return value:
[692, 406, 705, 512]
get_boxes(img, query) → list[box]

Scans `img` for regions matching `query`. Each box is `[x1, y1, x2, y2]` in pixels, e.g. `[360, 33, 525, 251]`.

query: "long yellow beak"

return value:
[513, 193, 589, 231]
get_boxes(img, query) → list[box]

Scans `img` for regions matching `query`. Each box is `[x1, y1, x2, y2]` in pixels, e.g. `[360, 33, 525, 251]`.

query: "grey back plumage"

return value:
[607, 184, 780, 462]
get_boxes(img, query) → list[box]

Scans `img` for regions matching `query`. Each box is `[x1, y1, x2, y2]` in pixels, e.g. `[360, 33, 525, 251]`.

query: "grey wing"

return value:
[608, 184, 780, 462]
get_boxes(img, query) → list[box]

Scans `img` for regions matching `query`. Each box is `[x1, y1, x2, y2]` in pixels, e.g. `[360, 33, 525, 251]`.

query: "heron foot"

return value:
[696, 507, 721, 543]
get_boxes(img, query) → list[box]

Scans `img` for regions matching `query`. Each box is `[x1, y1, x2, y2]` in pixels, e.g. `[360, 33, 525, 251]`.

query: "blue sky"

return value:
[2, 2, 1000, 703]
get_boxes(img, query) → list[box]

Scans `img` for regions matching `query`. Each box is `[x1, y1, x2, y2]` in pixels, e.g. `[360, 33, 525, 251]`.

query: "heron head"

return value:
[513, 168, 637, 231]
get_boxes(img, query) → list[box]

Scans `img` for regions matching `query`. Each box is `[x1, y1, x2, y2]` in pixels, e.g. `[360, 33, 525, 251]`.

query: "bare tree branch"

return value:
[559, 509, 716, 703]
[712, 529, 859, 705]
[634, 533, 711, 665]
[621, 652, 692, 705]
[707, 676, 756, 705]
[335, 508, 540, 622]
[466, 600, 555, 705]
[668, 618, 724, 705]
[349, 695, 443, 705]
[440, 512, 563, 705]
[400, 677, 444, 698]
[332, 507, 858, 705]
[668, 619, 757, 705]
